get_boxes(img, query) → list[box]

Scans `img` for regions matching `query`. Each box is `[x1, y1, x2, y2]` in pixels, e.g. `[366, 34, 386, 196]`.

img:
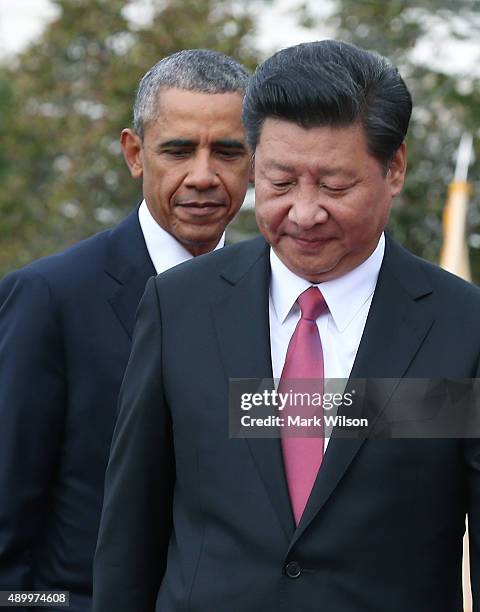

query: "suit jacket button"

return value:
[285, 561, 302, 578]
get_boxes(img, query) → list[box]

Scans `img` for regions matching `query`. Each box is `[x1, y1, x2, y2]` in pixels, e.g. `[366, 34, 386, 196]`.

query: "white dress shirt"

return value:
[269, 234, 385, 448]
[138, 199, 225, 274]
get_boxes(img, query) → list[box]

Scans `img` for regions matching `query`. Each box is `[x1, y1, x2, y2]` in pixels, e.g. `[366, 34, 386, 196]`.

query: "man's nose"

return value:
[184, 153, 221, 190]
[288, 187, 328, 229]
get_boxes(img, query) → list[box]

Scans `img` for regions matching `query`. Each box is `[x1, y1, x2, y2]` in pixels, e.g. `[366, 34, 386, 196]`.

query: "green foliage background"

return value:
[1, 0, 480, 282]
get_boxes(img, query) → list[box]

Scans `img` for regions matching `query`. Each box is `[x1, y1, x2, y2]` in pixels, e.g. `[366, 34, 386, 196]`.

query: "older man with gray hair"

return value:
[0, 49, 252, 611]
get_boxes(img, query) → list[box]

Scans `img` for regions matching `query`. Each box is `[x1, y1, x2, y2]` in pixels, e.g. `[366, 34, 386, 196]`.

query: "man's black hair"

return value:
[242, 40, 412, 168]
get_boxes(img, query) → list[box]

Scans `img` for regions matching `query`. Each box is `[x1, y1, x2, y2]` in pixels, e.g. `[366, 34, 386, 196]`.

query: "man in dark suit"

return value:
[93, 41, 480, 611]
[0, 49, 252, 611]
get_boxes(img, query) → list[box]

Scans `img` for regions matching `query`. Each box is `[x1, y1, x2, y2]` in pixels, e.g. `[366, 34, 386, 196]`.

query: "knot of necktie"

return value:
[297, 286, 327, 321]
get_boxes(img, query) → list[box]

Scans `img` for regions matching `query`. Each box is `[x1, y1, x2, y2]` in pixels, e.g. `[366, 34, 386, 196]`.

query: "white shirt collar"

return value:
[138, 199, 225, 274]
[270, 233, 385, 332]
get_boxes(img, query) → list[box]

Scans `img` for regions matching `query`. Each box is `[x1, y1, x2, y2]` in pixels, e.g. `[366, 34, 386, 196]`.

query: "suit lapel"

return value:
[212, 238, 296, 541]
[289, 236, 435, 549]
[105, 208, 156, 339]
[209, 234, 436, 547]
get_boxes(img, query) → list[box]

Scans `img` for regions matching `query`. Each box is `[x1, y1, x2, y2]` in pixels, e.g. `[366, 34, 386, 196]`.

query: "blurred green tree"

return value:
[4, 0, 480, 282]
[0, 71, 13, 183]
[0, 0, 261, 275]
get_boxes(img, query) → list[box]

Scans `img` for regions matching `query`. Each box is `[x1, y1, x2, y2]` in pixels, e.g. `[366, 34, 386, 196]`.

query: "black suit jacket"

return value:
[0, 208, 155, 611]
[93, 235, 480, 612]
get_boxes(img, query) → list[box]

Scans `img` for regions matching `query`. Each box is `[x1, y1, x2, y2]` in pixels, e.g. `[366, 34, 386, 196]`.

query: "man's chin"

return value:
[275, 250, 344, 283]
[176, 231, 224, 257]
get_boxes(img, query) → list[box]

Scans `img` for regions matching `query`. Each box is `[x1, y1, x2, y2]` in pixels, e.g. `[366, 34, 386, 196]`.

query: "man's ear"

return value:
[387, 143, 407, 197]
[120, 128, 143, 179]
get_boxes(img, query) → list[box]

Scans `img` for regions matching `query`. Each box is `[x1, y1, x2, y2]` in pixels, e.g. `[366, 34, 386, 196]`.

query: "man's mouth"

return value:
[176, 201, 226, 216]
[289, 235, 331, 249]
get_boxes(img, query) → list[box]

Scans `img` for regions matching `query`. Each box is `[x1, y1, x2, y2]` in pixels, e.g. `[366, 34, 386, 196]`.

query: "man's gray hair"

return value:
[133, 49, 250, 139]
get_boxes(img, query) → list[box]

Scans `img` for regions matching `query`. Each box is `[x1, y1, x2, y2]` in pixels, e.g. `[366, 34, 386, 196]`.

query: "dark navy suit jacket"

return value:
[0, 208, 155, 611]
[94, 235, 480, 612]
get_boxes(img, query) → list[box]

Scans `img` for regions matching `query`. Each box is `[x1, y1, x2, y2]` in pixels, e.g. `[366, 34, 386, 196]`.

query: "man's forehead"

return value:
[144, 88, 246, 142]
[255, 119, 372, 174]
[257, 157, 358, 179]
[256, 149, 360, 177]
[257, 117, 366, 141]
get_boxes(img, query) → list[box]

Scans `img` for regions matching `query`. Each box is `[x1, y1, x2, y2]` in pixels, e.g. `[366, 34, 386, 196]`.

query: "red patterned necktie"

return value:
[280, 286, 328, 526]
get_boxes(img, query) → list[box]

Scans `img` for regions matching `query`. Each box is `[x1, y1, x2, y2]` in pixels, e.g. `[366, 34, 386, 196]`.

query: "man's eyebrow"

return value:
[157, 138, 246, 150]
[213, 139, 246, 150]
[158, 139, 197, 148]
[262, 159, 356, 178]
[262, 160, 295, 172]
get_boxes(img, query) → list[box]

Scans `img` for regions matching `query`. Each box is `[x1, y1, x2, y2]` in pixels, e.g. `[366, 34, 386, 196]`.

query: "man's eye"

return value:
[272, 181, 295, 190]
[164, 150, 192, 158]
[216, 149, 243, 159]
[320, 183, 352, 193]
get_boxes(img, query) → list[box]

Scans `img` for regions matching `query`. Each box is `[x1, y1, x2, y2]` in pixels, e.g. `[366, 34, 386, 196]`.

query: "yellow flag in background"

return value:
[439, 132, 472, 280]
[439, 180, 472, 281]
[439, 132, 473, 612]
